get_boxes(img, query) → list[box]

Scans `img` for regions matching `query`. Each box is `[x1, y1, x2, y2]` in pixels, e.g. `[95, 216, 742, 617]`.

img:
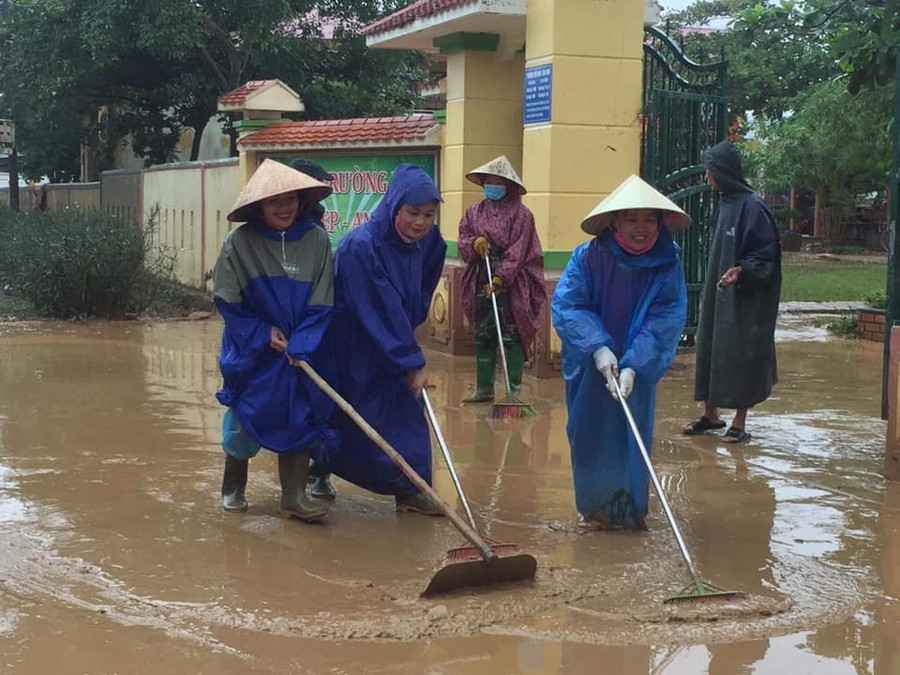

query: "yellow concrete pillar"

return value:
[522, 0, 645, 264]
[238, 147, 258, 187]
[441, 50, 525, 245]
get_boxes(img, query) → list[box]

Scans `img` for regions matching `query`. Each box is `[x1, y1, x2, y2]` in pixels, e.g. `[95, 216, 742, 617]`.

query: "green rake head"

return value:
[664, 574, 745, 605]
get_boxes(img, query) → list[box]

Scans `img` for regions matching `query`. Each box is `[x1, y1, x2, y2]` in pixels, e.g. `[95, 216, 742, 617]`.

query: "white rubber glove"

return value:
[617, 368, 635, 401]
[592, 346, 618, 395]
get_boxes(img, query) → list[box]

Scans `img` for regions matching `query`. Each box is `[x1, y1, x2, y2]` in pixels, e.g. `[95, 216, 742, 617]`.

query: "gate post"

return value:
[883, 51, 900, 426]
[521, 0, 645, 256]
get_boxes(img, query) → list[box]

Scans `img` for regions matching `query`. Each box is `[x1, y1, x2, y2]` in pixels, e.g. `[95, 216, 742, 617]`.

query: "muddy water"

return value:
[0, 317, 895, 673]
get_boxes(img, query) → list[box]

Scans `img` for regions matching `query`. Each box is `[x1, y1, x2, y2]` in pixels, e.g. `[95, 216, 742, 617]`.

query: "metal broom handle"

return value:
[422, 390, 478, 530]
[611, 377, 701, 578]
[484, 254, 512, 393]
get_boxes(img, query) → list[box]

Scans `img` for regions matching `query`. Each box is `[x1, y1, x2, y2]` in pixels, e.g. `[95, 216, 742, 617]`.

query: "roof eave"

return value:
[240, 138, 442, 153]
[238, 125, 443, 153]
[365, 0, 526, 53]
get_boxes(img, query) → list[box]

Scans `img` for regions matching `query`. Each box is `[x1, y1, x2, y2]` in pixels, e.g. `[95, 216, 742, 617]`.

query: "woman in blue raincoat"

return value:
[214, 159, 337, 522]
[551, 175, 689, 530]
[321, 165, 447, 515]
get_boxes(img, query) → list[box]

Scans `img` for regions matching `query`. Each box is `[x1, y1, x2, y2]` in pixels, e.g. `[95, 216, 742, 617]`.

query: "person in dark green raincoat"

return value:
[683, 141, 781, 444]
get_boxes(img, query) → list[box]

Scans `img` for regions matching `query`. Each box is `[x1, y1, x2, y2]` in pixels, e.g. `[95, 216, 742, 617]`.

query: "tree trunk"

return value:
[789, 184, 796, 231]
[189, 119, 206, 162]
[813, 190, 824, 238]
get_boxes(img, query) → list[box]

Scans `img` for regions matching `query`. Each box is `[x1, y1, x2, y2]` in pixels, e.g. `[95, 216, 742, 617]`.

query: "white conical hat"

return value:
[228, 158, 333, 222]
[581, 174, 691, 235]
[465, 155, 527, 195]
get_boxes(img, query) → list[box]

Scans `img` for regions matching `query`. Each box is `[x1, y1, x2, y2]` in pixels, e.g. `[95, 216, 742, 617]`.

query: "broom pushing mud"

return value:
[612, 377, 743, 605]
[484, 254, 537, 420]
[423, 390, 526, 563]
[296, 359, 537, 597]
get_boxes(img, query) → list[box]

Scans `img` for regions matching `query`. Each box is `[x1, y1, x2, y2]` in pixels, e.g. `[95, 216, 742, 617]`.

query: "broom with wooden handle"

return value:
[294, 359, 536, 597]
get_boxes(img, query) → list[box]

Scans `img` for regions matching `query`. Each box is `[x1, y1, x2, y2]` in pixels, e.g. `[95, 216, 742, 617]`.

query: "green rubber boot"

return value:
[221, 454, 248, 512]
[279, 451, 329, 521]
[461, 346, 496, 403]
[506, 343, 526, 397]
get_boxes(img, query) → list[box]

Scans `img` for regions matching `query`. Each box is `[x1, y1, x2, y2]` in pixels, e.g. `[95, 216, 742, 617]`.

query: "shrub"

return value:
[864, 289, 886, 310]
[0, 206, 181, 319]
[826, 315, 859, 338]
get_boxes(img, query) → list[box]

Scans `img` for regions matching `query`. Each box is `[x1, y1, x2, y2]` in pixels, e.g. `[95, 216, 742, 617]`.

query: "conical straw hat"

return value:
[581, 174, 691, 235]
[465, 155, 527, 195]
[228, 158, 333, 222]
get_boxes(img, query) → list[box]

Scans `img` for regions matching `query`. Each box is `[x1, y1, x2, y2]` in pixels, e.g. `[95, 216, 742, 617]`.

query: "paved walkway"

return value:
[779, 301, 869, 314]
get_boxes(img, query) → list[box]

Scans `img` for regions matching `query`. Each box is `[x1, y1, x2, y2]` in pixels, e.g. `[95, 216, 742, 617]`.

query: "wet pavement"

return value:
[0, 315, 894, 673]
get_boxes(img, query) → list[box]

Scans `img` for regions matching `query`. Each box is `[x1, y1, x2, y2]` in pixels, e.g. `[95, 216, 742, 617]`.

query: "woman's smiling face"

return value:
[614, 209, 660, 249]
[260, 192, 300, 231]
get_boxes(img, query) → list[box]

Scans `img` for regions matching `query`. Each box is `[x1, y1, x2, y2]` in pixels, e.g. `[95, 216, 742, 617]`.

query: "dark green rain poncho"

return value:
[694, 141, 781, 409]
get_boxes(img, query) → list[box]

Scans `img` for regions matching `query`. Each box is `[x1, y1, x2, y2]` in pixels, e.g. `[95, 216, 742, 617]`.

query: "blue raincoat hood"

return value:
[369, 165, 442, 234]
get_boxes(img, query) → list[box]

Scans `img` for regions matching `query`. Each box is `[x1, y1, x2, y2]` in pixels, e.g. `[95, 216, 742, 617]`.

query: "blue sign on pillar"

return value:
[524, 64, 553, 125]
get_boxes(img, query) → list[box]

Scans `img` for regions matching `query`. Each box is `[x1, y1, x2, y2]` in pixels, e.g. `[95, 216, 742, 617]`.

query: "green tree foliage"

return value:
[732, 0, 900, 94]
[665, 0, 839, 121]
[0, 0, 425, 181]
[666, 1, 892, 234]
[746, 80, 892, 198]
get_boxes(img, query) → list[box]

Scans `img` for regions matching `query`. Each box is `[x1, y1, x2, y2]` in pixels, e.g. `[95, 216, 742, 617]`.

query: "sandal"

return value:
[722, 427, 751, 444]
[682, 416, 727, 436]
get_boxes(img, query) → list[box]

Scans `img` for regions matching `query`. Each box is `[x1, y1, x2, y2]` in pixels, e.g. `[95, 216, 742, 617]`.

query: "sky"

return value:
[657, 0, 733, 29]
[659, 0, 695, 9]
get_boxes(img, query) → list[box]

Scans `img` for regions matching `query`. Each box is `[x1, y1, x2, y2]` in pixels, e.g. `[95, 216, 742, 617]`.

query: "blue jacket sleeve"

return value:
[287, 233, 334, 362]
[414, 228, 447, 328]
[551, 243, 614, 364]
[620, 262, 687, 383]
[340, 238, 427, 375]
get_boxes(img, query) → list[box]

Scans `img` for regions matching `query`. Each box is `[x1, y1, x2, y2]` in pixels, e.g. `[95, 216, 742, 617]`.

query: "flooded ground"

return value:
[0, 314, 895, 673]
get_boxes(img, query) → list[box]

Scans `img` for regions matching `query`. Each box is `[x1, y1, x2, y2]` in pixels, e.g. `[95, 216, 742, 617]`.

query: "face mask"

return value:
[613, 228, 660, 255]
[483, 184, 506, 201]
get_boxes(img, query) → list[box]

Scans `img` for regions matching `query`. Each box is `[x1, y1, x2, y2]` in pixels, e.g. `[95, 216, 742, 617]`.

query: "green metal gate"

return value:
[641, 26, 728, 340]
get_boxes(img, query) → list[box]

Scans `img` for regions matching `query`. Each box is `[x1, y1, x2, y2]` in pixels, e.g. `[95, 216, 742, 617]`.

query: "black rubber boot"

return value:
[461, 345, 496, 403]
[279, 451, 329, 521]
[221, 454, 248, 512]
[395, 491, 445, 517]
[506, 343, 526, 397]
[307, 462, 337, 501]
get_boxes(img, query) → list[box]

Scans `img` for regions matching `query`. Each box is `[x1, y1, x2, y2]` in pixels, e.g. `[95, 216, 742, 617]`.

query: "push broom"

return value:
[611, 377, 743, 605]
[423, 390, 523, 561]
[295, 359, 536, 597]
[484, 254, 536, 419]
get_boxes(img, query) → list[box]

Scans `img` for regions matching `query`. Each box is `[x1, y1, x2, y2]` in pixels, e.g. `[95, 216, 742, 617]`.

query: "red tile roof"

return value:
[362, 0, 476, 36]
[218, 80, 276, 106]
[240, 114, 439, 148]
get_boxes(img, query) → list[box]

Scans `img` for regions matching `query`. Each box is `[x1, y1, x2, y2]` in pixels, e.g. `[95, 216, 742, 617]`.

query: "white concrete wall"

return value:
[141, 159, 239, 288]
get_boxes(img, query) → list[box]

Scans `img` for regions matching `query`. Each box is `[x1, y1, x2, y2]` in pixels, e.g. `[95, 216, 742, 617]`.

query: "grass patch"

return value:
[781, 254, 886, 302]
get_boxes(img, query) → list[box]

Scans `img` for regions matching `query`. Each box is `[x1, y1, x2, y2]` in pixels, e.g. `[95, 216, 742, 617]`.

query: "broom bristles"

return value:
[446, 539, 520, 562]
[489, 395, 537, 419]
